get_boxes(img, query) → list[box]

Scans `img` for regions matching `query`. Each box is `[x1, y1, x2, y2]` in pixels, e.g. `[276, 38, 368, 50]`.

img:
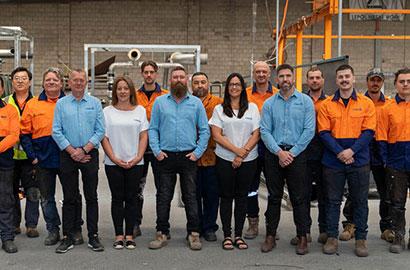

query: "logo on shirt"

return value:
[352, 108, 363, 111]
[245, 117, 253, 120]
[133, 119, 141, 123]
[85, 107, 95, 111]
[0, 115, 6, 118]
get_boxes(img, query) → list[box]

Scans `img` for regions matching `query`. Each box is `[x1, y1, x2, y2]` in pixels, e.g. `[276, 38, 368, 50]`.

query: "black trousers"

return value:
[105, 165, 143, 236]
[60, 149, 99, 238]
[156, 150, 199, 235]
[0, 169, 15, 242]
[216, 157, 256, 238]
[264, 151, 307, 237]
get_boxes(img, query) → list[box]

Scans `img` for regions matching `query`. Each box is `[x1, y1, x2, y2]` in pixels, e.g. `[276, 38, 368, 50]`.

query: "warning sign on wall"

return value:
[349, 0, 405, 21]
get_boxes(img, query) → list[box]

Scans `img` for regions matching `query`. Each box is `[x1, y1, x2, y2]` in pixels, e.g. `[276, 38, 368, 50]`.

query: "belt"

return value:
[279, 145, 293, 151]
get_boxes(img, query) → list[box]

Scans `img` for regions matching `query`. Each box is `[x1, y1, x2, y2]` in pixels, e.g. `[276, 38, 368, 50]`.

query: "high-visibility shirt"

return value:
[246, 81, 278, 114]
[364, 91, 392, 166]
[318, 89, 376, 168]
[20, 90, 65, 168]
[198, 93, 222, 167]
[377, 94, 410, 171]
[0, 100, 20, 170]
[136, 83, 168, 122]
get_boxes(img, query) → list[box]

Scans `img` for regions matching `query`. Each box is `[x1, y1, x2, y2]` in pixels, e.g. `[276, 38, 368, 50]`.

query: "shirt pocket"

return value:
[349, 109, 365, 131]
[33, 112, 52, 132]
[327, 110, 342, 128]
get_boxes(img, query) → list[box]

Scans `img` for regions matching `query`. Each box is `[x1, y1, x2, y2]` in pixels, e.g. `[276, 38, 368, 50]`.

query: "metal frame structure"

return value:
[84, 44, 202, 94]
[0, 26, 34, 93]
[274, 0, 410, 91]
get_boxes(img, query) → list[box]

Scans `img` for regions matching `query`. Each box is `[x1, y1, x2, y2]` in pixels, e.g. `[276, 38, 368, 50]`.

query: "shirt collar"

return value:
[278, 88, 297, 100]
[306, 90, 327, 100]
[364, 90, 386, 102]
[252, 81, 274, 94]
[38, 90, 66, 101]
[0, 100, 5, 108]
[395, 93, 406, 104]
[332, 88, 357, 101]
[69, 92, 89, 102]
[138, 82, 162, 93]
[166, 92, 190, 101]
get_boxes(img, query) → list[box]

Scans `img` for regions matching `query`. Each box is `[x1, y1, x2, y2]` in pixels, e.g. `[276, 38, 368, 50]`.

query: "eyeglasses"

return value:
[228, 83, 241, 88]
[13, 76, 29, 82]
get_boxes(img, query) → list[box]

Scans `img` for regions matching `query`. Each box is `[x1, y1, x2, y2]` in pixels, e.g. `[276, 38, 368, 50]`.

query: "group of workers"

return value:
[0, 60, 409, 258]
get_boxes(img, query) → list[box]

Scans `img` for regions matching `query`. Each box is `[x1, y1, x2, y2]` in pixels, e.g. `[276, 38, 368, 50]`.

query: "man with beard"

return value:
[318, 64, 376, 257]
[290, 67, 329, 245]
[260, 64, 315, 255]
[244, 61, 278, 239]
[134, 61, 168, 238]
[191, 72, 222, 242]
[340, 68, 394, 243]
[148, 66, 210, 250]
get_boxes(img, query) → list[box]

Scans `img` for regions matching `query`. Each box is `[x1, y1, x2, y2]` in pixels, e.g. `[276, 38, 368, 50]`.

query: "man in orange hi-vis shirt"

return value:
[134, 61, 168, 238]
[244, 61, 278, 240]
[0, 76, 20, 253]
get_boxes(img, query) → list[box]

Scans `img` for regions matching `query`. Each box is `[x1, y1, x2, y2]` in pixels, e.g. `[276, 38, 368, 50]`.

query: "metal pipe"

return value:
[251, 0, 257, 82]
[275, 0, 279, 67]
[171, 53, 207, 65]
[338, 0, 342, 57]
[14, 33, 21, 68]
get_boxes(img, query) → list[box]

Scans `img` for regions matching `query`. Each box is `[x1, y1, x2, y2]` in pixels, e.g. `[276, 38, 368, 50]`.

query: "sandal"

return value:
[234, 237, 248, 250]
[222, 238, 234, 250]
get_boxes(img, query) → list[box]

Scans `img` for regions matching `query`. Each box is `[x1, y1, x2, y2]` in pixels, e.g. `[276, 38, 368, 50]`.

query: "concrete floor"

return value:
[1, 151, 410, 270]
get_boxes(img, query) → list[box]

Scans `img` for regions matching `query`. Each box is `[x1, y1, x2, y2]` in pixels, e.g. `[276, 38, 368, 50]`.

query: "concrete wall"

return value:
[0, 0, 409, 95]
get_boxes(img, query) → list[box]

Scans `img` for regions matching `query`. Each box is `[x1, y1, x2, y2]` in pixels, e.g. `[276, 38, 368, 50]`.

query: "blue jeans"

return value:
[323, 165, 370, 240]
[196, 166, 219, 233]
[37, 166, 61, 233]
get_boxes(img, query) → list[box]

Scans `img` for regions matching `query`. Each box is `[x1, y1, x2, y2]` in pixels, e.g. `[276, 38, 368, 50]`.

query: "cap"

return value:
[367, 68, 384, 80]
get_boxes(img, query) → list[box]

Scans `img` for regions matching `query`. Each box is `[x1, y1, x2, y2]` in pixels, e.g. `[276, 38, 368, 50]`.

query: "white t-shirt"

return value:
[103, 105, 149, 166]
[209, 102, 260, 162]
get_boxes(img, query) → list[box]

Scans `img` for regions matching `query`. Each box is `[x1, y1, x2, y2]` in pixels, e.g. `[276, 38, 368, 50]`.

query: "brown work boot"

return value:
[389, 234, 405, 254]
[323, 237, 338, 255]
[244, 217, 259, 239]
[355, 239, 368, 257]
[381, 229, 394, 243]
[188, 232, 202, 250]
[296, 236, 309, 255]
[26, 227, 39, 238]
[339, 223, 354, 241]
[149, 232, 167, 249]
[260, 235, 276, 253]
[290, 234, 311, 245]
[318, 232, 328, 244]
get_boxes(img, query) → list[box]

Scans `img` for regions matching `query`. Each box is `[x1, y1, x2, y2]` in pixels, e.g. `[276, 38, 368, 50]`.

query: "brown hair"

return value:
[42, 67, 65, 91]
[141, 61, 158, 72]
[111, 75, 137, 106]
[306, 67, 324, 78]
[394, 67, 410, 84]
[170, 66, 186, 77]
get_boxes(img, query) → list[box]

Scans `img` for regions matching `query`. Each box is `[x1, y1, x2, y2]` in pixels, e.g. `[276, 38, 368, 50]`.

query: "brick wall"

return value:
[0, 0, 409, 96]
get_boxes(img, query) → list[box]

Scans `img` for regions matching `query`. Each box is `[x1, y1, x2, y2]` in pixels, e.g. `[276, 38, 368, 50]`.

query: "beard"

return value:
[193, 88, 207, 99]
[171, 82, 188, 98]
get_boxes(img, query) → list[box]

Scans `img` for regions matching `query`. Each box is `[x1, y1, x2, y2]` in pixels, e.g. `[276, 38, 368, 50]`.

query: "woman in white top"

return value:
[101, 76, 148, 250]
[209, 73, 260, 250]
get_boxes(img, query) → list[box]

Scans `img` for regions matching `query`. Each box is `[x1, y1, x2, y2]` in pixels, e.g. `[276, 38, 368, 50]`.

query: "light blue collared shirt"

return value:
[52, 93, 105, 150]
[261, 88, 315, 156]
[148, 93, 210, 158]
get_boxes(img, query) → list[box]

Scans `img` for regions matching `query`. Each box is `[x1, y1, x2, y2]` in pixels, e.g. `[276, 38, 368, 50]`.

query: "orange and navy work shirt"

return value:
[376, 94, 410, 171]
[0, 100, 19, 170]
[305, 90, 329, 161]
[136, 83, 168, 122]
[198, 93, 222, 167]
[364, 91, 392, 166]
[246, 82, 278, 114]
[317, 89, 376, 168]
[20, 90, 65, 168]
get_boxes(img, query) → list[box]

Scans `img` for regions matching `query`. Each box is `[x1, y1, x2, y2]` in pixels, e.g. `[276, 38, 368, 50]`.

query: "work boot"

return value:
[260, 235, 276, 253]
[323, 237, 338, 255]
[188, 232, 202, 250]
[26, 227, 39, 238]
[381, 229, 394, 243]
[318, 232, 328, 244]
[71, 231, 84, 245]
[290, 234, 311, 245]
[389, 234, 405, 254]
[149, 232, 167, 249]
[15, 227, 21, 235]
[44, 231, 60, 246]
[2, 240, 18, 253]
[296, 236, 309, 255]
[355, 239, 368, 257]
[339, 223, 354, 241]
[133, 224, 141, 238]
[244, 217, 259, 239]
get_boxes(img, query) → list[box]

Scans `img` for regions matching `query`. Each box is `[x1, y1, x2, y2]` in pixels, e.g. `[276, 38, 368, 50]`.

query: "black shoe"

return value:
[125, 240, 136, 250]
[15, 227, 21, 235]
[2, 240, 18, 253]
[72, 231, 84, 245]
[56, 236, 73, 253]
[45, 231, 60, 246]
[166, 232, 171, 240]
[88, 234, 104, 252]
[203, 231, 217, 242]
[133, 224, 141, 238]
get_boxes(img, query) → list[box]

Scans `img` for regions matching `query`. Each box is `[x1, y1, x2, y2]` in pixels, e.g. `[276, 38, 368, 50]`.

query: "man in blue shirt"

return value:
[52, 69, 105, 253]
[148, 66, 210, 250]
[260, 64, 315, 255]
